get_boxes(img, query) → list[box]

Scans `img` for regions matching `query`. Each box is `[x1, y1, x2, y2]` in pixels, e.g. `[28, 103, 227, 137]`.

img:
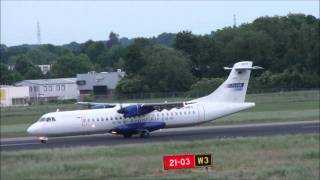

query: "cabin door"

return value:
[197, 105, 205, 122]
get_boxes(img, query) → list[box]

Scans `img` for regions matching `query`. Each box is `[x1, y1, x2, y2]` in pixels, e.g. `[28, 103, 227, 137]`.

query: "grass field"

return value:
[208, 90, 319, 126]
[1, 134, 319, 179]
[1, 90, 319, 137]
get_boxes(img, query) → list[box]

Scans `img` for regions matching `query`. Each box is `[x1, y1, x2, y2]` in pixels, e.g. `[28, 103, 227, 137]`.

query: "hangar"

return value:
[0, 85, 30, 107]
[76, 69, 125, 97]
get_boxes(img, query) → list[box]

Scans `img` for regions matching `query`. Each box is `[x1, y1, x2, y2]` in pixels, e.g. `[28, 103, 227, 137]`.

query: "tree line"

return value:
[0, 13, 319, 95]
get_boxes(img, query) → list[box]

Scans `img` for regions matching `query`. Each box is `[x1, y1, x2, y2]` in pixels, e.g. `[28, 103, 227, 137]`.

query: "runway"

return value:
[1, 120, 319, 152]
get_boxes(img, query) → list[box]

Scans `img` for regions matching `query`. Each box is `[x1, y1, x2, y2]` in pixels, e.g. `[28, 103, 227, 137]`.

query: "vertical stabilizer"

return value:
[193, 61, 262, 103]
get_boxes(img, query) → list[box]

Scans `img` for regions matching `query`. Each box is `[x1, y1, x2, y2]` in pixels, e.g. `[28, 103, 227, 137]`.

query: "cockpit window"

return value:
[39, 118, 46, 122]
[38, 117, 56, 122]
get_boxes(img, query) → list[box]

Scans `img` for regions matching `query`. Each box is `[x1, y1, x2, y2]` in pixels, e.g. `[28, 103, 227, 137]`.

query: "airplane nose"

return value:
[27, 124, 37, 135]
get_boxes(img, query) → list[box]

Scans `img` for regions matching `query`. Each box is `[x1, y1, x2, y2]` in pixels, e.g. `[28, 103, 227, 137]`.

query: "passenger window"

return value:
[193, 111, 196, 114]
[92, 118, 95, 122]
[188, 111, 191, 114]
[184, 112, 186, 115]
[115, 117, 118, 120]
[106, 117, 108, 121]
[175, 112, 178, 115]
[47, 118, 51, 122]
[167, 113, 169, 116]
[101, 117, 104, 121]
[52, 117, 56, 121]
[110, 117, 113, 120]
[97, 118, 99, 122]
[180, 112, 182, 115]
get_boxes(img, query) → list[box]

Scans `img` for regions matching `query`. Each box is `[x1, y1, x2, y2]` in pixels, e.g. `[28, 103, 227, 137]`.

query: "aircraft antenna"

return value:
[37, 21, 42, 44]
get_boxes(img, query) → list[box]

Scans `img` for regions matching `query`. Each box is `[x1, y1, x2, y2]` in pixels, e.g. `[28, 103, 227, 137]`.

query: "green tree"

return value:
[51, 53, 93, 77]
[174, 31, 218, 78]
[0, 63, 23, 84]
[0, 44, 8, 64]
[84, 41, 106, 64]
[24, 67, 43, 79]
[117, 45, 196, 94]
[107, 32, 120, 48]
[174, 31, 199, 65]
[115, 76, 144, 94]
[140, 45, 195, 92]
[14, 56, 43, 79]
[188, 78, 224, 96]
[96, 45, 124, 69]
[155, 33, 176, 47]
[123, 38, 153, 74]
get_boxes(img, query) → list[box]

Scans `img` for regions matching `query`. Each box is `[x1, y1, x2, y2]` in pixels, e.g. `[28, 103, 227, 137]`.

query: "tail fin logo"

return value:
[226, 83, 244, 91]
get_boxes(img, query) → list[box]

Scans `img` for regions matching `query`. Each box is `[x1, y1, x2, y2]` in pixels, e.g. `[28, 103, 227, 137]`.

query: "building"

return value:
[7, 64, 51, 74]
[76, 69, 125, 96]
[0, 86, 30, 107]
[37, 64, 51, 74]
[15, 78, 79, 101]
[7, 65, 14, 70]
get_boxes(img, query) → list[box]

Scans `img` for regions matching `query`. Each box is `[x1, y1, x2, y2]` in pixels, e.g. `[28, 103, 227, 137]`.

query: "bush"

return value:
[256, 68, 320, 89]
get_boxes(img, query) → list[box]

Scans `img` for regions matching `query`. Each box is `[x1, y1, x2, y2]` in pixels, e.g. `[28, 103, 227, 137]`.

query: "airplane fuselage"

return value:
[27, 102, 254, 137]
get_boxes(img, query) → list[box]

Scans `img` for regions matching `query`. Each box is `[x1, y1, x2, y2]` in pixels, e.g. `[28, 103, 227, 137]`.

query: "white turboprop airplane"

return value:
[27, 61, 262, 143]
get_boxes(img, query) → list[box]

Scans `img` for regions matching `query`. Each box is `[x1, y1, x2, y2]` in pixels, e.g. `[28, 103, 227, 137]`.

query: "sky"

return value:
[1, 1, 319, 46]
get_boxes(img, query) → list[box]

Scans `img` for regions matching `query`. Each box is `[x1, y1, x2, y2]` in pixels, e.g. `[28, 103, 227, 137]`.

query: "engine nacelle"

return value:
[118, 104, 154, 117]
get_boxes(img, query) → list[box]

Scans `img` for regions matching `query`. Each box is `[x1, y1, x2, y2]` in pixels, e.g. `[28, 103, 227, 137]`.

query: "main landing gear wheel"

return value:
[140, 130, 150, 138]
[123, 134, 133, 138]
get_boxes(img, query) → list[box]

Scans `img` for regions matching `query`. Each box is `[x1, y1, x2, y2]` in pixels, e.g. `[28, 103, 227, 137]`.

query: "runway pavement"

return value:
[1, 120, 319, 151]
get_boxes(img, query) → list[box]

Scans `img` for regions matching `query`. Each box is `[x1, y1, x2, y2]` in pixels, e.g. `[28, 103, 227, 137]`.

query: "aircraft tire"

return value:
[140, 130, 150, 138]
[123, 134, 133, 138]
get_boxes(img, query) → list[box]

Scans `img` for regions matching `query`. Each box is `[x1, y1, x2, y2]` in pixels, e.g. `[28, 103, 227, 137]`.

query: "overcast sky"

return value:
[1, 1, 319, 46]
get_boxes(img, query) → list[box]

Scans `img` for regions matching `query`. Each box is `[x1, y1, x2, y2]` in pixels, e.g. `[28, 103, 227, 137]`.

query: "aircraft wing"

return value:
[141, 101, 193, 110]
[77, 101, 195, 117]
[117, 101, 196, 117]
[76, 102, 117, 109]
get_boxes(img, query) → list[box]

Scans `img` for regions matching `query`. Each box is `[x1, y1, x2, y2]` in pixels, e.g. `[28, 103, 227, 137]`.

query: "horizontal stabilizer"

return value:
[224, 66, 263, 71]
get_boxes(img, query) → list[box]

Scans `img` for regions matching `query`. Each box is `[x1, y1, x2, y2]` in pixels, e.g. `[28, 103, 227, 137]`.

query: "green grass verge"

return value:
[1, 134, 319, 179]
[208, 90, 319, 126]
[1, 90, 319, 137]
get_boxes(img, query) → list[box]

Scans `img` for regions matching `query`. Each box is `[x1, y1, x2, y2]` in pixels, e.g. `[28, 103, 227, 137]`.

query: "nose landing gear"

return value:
[39, 137, 48, 144]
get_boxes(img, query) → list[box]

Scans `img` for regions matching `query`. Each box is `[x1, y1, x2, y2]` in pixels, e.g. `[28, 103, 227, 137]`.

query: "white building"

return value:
[37, 64, 51, 74]
[7, 64, 51, 74]
[0, 86, 30, 107]
[15, 78, 79, 101]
